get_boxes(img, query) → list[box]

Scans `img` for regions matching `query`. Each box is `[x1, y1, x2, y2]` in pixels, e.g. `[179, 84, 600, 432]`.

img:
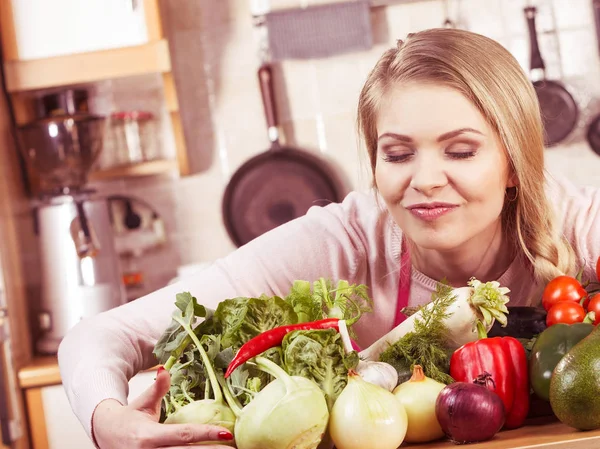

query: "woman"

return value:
[58, 28, 599, 448]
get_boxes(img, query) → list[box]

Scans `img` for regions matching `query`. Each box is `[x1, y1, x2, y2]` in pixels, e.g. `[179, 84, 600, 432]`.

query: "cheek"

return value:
[374, 162, 408, 200]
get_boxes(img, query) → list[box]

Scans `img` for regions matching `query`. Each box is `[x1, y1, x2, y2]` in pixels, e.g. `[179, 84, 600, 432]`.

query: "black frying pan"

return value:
[586, 0, 600, 156]
[222, 64, 347, 247]
[524, 6, 579, 147]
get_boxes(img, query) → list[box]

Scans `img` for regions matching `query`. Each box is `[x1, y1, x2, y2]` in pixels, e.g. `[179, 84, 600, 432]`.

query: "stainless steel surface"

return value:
[36, 194, 125, 354]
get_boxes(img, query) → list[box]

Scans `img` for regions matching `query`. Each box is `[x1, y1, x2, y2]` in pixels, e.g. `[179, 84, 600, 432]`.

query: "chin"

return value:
[407, 231, 464, 252]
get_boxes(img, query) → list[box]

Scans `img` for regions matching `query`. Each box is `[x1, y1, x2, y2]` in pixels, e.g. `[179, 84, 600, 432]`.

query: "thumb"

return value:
[130, 367, 170, 418]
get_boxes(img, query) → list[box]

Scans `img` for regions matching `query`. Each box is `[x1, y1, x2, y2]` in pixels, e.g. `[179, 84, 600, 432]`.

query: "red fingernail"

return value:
[157, 366, 165, 374]
[218, 431, 234, 440]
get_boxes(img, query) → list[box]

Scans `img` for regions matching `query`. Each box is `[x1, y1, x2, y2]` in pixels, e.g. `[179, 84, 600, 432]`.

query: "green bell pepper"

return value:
[529, 323, 594, 401]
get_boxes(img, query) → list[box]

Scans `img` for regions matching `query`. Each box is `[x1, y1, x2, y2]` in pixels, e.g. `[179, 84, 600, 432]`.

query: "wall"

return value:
[20, 0, 600, 308]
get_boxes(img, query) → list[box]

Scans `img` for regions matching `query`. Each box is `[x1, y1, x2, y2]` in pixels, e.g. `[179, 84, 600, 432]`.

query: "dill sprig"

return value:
[379, 280, 456, 385]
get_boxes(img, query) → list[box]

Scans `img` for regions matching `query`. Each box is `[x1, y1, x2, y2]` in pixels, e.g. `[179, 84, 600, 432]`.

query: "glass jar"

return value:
[109, 110, 159, 166]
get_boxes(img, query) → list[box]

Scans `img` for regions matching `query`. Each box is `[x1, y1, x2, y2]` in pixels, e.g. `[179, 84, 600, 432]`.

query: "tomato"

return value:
[546, 301, 586, 327]
[541, 276, 587, 312]
[586, 293, 600, 325]
[596, 256, 600, 283]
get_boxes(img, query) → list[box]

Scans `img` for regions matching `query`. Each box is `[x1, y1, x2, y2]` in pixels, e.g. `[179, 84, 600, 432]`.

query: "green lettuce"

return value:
[282, 328, 358, 410]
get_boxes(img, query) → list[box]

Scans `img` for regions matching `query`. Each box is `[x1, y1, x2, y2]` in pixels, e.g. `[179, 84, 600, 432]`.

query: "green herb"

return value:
[379, 280, 456, 384]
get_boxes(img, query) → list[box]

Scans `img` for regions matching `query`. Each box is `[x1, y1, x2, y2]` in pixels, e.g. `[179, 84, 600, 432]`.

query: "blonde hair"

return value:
[357, 28, 576, 287]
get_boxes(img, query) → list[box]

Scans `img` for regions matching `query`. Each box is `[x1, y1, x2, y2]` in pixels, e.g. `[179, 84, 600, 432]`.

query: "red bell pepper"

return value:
[224, 318, 341, 378]
[449, 335, 530, 429]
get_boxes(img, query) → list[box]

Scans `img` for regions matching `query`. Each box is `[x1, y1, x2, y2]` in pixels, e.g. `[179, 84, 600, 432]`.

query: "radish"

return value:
[360, 279, 510, 362]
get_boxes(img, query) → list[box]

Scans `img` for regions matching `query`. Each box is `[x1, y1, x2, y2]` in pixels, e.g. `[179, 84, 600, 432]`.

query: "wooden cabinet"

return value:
[0, 0, 190, 181]
[6, 0, 149, 61]
[20, 358, 157, 449]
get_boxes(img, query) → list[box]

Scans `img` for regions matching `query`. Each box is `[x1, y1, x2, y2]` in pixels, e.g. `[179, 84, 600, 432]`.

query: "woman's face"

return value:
[375, 83, 515, 252]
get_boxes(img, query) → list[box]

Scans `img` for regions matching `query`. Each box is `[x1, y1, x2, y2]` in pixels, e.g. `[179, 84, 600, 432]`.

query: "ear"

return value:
[506, 173, 518, 189]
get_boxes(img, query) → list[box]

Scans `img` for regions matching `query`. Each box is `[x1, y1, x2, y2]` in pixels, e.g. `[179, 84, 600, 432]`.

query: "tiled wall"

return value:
[20, 0, 600, 306]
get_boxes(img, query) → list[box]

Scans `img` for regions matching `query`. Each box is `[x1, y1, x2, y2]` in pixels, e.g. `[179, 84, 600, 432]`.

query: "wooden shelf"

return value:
[3, 39, 172, 93]
[89, 159, 178, 181]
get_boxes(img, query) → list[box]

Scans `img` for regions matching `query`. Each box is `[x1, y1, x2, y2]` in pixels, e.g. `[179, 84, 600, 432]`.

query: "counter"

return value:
[17, 359, 600, 449]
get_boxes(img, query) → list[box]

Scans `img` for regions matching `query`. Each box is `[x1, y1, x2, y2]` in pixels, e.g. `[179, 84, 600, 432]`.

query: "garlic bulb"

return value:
[330, 370, 408, 449]
[355, 361, 398, 391]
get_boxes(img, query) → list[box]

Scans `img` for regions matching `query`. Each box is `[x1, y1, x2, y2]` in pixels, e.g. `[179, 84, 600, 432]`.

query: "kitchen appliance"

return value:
[17, 105, 125, 354]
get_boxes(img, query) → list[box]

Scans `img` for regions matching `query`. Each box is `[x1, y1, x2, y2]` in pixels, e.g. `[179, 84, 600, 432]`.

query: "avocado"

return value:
[549, 324, 600, 430]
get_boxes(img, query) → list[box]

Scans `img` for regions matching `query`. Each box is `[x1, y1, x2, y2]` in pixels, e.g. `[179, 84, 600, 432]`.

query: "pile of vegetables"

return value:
[153, 274, 536, 448]
[154, 260, 600, 447]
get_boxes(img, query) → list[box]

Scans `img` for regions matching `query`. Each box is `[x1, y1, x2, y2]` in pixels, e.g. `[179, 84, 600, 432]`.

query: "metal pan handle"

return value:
[258, 64, 280, 145]
[524, 6, 546, 73]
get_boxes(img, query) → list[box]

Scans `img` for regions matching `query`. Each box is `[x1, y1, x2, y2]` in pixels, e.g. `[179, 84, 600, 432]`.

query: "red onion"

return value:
[435, 382, 505, 444]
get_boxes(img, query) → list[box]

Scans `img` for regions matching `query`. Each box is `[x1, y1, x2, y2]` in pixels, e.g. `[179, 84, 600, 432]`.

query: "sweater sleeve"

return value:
[547, 173, 600, 279]
[57, 191, 378, 440]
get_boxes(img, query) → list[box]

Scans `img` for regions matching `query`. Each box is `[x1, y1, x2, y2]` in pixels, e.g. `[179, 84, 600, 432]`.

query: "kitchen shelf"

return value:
[89, 159, 178, 181]
[3, 39, 171, 93]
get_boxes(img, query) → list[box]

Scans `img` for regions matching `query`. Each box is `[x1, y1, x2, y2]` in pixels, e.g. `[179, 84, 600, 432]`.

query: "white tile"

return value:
[385, 0, 446, 38]
[459, 0, 505, 40]
[552, 0, 593, 30]
[558, 28, 599, 78]
[313, 53, 365, 116]
[280, 60, 320, 120]
[499, 0, 529, 36]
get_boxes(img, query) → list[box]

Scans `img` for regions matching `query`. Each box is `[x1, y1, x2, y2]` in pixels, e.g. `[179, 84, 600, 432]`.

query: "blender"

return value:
[17, 95, 126, 354]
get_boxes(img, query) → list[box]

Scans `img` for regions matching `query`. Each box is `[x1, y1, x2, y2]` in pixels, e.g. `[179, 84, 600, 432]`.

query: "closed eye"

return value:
[447, 151, 476, 160]
[382, 154, 412, 163]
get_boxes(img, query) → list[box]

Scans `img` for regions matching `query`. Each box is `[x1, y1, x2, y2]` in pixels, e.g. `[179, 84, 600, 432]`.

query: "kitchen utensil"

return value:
[222, 63, 347, 247]
[17, 115, 105, 194]
[586, 0, 600, 156]
[107, 110, 160, 167]
[263, 1, 372, 60]
[524, 6, 579, 147]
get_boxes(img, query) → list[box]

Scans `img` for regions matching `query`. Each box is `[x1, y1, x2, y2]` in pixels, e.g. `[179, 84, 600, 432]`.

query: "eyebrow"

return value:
[377, 127, 484, 143]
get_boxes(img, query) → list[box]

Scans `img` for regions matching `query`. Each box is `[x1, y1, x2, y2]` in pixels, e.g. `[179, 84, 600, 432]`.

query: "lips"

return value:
[406, 202, 458, 221]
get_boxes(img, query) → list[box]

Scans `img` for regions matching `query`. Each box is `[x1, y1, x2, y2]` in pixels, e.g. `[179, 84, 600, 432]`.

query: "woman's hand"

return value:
[92, 368, 235, 448]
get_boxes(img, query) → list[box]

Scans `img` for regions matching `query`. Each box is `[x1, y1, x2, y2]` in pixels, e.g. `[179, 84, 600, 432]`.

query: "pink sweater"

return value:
[57, 173, 600, 440]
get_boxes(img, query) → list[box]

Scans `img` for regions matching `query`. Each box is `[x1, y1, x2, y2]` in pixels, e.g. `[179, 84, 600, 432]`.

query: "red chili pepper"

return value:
[449, 335, 530, 429]
[224, 318, 340, 378]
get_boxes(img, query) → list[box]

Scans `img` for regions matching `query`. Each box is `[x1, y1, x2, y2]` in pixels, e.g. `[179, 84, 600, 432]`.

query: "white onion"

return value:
[329, 371, 407, 449]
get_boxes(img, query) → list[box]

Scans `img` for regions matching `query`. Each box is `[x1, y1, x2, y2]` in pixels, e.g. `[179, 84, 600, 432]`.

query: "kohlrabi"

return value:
[162, 301, 236, 433]
[222, 356, 329, 449]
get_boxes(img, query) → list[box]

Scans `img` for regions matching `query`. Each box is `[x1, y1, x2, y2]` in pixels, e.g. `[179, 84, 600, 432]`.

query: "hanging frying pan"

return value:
[222, 64, 347, 247]
[524, 6, 579, 147]
[586, 0, 600, 156]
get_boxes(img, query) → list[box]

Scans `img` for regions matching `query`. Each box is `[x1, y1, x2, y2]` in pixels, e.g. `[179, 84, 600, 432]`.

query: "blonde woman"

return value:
[59, 28, 597, 448]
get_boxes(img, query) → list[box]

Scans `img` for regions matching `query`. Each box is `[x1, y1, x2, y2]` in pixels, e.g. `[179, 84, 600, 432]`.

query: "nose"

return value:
[409, 154, 448, 194]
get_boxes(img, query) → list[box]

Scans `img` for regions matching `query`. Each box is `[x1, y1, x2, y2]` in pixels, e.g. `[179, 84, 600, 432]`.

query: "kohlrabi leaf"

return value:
[285, 280, 323, 323]
[153, 292, 211, 365]
[215, 296, 298, 349]
[282, 328, 351, 411]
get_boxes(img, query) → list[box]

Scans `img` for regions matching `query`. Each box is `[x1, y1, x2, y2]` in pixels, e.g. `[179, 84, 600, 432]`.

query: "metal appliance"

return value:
[17, 101, 125, 354]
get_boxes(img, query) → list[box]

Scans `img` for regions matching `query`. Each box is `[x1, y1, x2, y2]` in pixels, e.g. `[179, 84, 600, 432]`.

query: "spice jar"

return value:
[109, 110, 159, 165]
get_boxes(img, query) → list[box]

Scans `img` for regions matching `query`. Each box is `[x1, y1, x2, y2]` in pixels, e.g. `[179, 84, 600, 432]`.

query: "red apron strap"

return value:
[393, 237, 412, 327]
